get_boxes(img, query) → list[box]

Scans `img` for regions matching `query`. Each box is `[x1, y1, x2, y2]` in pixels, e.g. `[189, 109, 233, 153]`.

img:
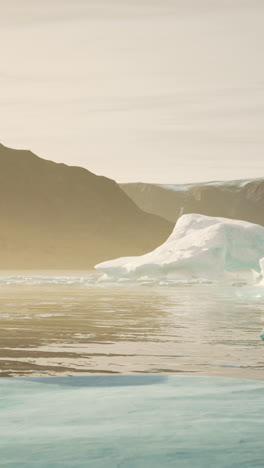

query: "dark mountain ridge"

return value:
[121, 179, 264, 226]
[0, 144, 172, 268]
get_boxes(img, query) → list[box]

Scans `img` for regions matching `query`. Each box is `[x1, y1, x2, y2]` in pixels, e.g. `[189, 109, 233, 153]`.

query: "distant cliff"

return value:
[121, 179, 264, 226]
[0, 144, 172, 268]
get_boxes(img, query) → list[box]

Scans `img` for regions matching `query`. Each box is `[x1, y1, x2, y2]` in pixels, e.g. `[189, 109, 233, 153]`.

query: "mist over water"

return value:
[1, 270, 264, 379]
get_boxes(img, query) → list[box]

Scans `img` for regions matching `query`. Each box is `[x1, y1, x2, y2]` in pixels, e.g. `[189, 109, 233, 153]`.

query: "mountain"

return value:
[121, 179, 264, 226]
[0, 144, 172, 268]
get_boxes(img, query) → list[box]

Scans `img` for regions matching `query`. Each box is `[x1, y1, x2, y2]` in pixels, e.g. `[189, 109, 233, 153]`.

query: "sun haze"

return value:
[1, 0, 264, 183]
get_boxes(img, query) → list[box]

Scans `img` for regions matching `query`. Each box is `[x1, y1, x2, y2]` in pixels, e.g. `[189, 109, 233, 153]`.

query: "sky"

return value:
[0, 0, 264, 184]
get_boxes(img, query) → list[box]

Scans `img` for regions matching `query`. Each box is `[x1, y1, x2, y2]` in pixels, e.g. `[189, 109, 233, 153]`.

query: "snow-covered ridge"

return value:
[95, 214, 264, 282]
[158, 177, 264, 193]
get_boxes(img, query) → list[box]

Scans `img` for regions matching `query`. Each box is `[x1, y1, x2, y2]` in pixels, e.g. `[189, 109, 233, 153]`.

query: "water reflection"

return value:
[0, 271, 264, 379]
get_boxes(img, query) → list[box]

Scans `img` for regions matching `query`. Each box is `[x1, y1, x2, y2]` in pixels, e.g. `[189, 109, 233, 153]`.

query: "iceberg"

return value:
[258, 257, 264, 286]
[95, 214, 264, 280]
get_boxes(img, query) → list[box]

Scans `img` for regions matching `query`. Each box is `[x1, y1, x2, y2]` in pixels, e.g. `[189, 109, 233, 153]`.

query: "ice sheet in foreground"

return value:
[1, 376, 264, 467]
[95, 214, 264, 280]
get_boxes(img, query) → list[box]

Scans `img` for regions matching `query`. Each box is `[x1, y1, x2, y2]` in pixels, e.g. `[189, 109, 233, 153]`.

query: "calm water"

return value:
[0, 271, 264, 379]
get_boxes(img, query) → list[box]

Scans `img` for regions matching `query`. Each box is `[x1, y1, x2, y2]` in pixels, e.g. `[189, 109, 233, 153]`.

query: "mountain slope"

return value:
[0, 144, 172, 268]
[121, 179, 264, 226]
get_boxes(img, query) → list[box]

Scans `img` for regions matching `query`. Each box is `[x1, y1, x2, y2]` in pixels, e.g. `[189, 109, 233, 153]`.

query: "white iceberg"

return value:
[95, 214, 264, 281]
[258, 257, 264, 286]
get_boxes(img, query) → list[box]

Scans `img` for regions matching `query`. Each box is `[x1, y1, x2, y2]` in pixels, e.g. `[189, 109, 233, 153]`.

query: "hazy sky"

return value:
[1, 0, 264, 183]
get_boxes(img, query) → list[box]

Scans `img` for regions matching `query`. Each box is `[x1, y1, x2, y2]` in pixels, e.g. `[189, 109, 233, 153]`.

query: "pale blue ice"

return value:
[1, 375, 264, 467]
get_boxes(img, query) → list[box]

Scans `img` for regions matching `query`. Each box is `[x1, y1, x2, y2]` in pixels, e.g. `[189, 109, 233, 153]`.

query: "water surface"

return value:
[0, 270, 264, 379]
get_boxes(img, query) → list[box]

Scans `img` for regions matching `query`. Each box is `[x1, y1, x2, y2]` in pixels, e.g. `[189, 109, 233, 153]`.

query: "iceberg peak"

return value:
[95, 214, 264, 281]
